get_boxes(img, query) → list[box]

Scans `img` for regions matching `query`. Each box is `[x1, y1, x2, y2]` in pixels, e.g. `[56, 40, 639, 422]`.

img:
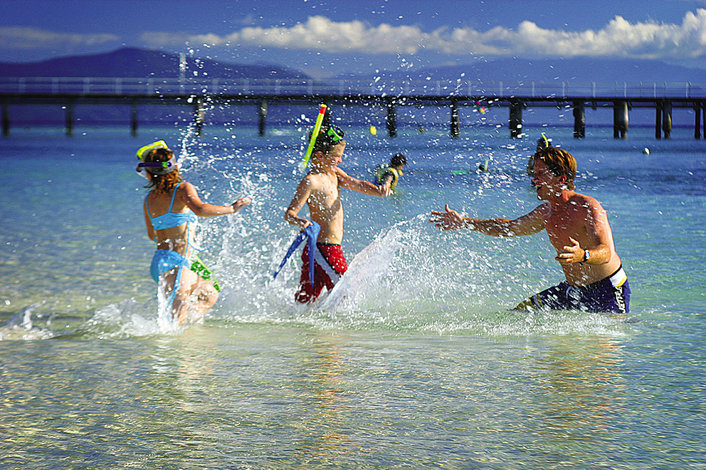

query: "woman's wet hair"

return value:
[144, 148, 182, 193]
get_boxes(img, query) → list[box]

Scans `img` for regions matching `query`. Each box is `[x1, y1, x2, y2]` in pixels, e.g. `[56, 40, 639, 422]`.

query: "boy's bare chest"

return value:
[309, 174, 340, 207]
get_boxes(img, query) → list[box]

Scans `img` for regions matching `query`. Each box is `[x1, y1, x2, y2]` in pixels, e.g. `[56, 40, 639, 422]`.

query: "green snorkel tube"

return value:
[300, 104, 328, 170]
[541, 133, 550, 149]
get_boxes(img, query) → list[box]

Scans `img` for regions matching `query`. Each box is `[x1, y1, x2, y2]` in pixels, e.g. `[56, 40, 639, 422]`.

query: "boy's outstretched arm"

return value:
[336, 167, 391, 197]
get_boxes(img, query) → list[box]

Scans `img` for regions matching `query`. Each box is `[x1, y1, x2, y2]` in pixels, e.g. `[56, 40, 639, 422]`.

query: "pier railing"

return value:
[1, 76, 704, 99]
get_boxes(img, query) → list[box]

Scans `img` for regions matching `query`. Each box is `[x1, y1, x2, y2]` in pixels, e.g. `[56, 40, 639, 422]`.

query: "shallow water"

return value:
[1, 122, 704, 468]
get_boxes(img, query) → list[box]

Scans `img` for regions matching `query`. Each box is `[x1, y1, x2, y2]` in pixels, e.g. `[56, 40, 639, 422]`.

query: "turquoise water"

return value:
[1, 121, 705, 468]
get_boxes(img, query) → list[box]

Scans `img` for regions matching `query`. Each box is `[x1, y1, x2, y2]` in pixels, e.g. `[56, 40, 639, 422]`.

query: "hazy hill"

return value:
[336, 58, 706, 84]
[0, 47, 310, 79]
[3, 48, 704, 84]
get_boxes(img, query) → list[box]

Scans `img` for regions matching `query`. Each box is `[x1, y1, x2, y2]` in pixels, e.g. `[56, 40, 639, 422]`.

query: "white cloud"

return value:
[0, 26, 118, 49]
[139, 10, 706, 60]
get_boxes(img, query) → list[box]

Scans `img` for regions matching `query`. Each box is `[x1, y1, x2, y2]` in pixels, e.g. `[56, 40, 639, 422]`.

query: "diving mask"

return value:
[136, 157, 177, 175]
[324, 125, 345, 144]
[135, 140, 176, 175]
[136, 140, 168, 161]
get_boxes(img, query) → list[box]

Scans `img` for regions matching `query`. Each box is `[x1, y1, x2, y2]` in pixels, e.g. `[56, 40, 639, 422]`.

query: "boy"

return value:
[285, 125, 391, 303]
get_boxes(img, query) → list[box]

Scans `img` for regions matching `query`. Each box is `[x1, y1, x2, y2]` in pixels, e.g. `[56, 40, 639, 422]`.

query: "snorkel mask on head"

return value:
[135, 140, 177, 175]
[324, 125, 345, 145]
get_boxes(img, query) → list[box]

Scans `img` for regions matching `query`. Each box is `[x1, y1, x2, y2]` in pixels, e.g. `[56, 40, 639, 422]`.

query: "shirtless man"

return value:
[429, 147, 630, 313]
[285, 125, 391, 303]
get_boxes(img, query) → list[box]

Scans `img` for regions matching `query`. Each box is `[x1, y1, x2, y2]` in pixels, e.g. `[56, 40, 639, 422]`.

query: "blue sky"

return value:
[1, 0, 706, 78]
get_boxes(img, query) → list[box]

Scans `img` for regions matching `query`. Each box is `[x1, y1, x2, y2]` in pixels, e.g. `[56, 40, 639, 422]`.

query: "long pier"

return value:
[1, 77, 705, 139]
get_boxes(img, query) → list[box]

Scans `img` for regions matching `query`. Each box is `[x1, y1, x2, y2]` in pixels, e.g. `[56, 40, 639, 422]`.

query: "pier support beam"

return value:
[509, 99, 523, 138]
[695, 102, 701, 139]
[258, 99, 267, 136]
[130, 102, 138, 137]
[613, 101, 628, 139]
[450, 99, 460, 138]
[655, 103, 662, 139]
[2, 102, 9, 136]
[65, 101, 74, 137]
[386, 99, 397, 138]
[573, 100, 585, 138]
[703, 102, 706, 139]
[192, 96, 205, 136]
[662, 101, 672, 139]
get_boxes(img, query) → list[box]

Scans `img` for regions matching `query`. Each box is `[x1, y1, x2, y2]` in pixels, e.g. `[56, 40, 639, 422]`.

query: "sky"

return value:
[1, 0, 706, 78]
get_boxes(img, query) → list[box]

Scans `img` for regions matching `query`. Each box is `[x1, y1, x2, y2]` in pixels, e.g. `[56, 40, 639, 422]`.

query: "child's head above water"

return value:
[310, 125, 346, 155]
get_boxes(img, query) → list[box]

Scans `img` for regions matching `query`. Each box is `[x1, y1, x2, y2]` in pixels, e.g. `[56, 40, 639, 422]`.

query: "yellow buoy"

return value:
[370, 125, 377, 135]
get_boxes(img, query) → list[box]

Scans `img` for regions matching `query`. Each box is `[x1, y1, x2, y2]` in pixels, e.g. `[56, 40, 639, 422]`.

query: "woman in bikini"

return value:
[137, 141, 251, 325]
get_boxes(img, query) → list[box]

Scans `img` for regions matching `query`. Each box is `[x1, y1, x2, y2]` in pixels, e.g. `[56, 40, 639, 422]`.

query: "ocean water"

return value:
[1, 119, 705, 468]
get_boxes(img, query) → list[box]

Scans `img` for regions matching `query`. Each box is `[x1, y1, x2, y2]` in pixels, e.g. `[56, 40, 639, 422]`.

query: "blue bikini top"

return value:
[145, 182, 198, 231]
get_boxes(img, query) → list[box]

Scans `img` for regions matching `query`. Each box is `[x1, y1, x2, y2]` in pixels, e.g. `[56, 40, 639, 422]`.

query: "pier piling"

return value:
[613, 101, 628, 139]
[130, 102, 138, 137]
[573, 100, 585, 138]
[65, 101, 74, 137]
[695, 102, 701, 139]
[509, 100, 523, 138]
[450, 99, 460, 138]
[386, 99, 397, 138]
[194, 97, 205, 136]
[258, 99, 267, 136]
[662, 101, 672, 139]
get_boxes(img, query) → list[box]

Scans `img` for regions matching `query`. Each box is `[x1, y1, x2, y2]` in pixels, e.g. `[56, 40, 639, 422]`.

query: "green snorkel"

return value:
[541, 133, 550, 148]
[300, 104, 328, 170]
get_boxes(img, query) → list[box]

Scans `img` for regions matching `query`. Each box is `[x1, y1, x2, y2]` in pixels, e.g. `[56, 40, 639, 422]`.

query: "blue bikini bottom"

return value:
[150, 249, 190, 283]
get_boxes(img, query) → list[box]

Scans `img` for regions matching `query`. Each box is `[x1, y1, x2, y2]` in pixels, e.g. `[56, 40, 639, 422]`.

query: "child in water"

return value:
[137, 141, 251, 325]
[285, 125, 391, 303]
[374, 152, 407, 191]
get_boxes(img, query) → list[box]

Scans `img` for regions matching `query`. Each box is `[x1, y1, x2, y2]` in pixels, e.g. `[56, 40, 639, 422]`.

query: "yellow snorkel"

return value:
[300, 104, 327, 170]
[136, 140, 169, 161]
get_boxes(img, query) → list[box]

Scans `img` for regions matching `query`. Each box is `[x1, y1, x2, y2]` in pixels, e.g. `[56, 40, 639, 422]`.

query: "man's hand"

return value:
[556, 237, 584, 265]
[430, 204, 467, 231]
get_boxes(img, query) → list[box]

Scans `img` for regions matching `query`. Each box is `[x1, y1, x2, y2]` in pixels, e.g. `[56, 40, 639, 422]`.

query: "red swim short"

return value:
[295, 243, 348, 304]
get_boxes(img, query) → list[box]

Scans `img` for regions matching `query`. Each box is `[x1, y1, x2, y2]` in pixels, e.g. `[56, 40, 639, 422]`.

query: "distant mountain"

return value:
[0, 47, 311, 79]
[336, 57, 706, 84]
[3, 48, 704, 85]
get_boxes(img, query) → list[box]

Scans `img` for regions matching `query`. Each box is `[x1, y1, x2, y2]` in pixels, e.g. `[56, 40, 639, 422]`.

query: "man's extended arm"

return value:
[430, 204, 546, 237]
